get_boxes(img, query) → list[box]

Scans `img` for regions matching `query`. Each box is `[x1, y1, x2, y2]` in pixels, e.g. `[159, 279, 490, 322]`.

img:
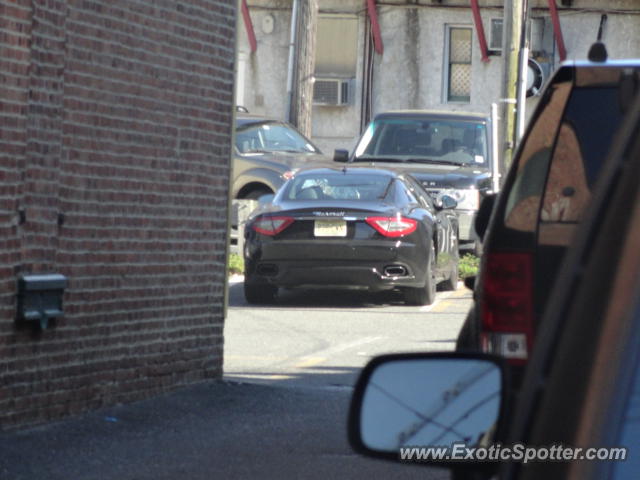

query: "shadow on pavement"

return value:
[0, 281, 463, 480]
[229, 280, 421, 310]
[0, 371, 451, 480]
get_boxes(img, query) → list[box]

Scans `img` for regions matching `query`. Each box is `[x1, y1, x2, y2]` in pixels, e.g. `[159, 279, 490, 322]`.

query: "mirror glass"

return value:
[360, 358, 501, 451]
[439, 194, 458, 210]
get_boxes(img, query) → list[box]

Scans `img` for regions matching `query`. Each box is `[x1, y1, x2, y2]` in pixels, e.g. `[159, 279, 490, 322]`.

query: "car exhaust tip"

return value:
[383, 265, 408, 277]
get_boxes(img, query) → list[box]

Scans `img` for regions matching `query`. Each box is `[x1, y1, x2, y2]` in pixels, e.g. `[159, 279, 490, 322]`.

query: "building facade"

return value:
[238, 0, 640, 154]
[1, 0, 236, 429]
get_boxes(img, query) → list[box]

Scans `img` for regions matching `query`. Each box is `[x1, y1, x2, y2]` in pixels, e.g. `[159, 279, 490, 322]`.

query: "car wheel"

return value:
[244, 187, 273, 200]
[243, 280, 277, 304]
[404, 244, 436, 306]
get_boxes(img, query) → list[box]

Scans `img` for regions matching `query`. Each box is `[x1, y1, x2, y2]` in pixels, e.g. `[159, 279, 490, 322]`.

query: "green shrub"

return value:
[458, 253, 480, 279]
[228, 253, 244, 275]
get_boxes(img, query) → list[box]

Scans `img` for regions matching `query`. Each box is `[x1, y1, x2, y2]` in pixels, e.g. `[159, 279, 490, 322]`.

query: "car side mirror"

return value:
[474, 194, 496, 240]
[348, 352, 506, 471]
[334, 149, 350, 163]
[436, 194, 458, 210]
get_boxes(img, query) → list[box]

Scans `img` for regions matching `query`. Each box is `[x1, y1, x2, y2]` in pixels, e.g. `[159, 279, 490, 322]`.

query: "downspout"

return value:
[516, 1, 531, 142]
[548, 0, 567, 61]
[286, 0, 300, 123]
[470, 0, 490, 63]
[360, 17, 374, 133]
[491, 102, 500, 192]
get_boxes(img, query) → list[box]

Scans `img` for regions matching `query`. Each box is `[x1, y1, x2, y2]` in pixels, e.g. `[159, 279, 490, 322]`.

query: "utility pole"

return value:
[287, 0, 318, 138]
[499, 0, 525, 175]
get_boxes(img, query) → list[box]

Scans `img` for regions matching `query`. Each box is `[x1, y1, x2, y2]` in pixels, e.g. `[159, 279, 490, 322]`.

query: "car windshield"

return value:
[282, 173, 393, 202]
[235, 121, 319, 154]
[352, 117, 488, 166]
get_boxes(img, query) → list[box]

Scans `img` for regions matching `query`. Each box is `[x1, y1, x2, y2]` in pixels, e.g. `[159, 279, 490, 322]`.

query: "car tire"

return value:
[244, 280, 277, 304]
[404, 244, 437, 306]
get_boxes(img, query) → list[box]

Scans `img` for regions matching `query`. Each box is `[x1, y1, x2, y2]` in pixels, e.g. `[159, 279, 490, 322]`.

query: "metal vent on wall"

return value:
[313, 78, 351, 106]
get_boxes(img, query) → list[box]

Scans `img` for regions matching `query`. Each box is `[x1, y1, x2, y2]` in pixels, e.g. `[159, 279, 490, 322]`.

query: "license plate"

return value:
[314, 219, 347, 237]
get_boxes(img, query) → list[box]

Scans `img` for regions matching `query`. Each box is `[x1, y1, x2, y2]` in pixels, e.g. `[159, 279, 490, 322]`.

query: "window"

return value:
[314, 15, 357, 77]
[352, 116, 487, 166]
[235, 122, 318, 154]
[490, 18, 503, 51]
[504, 80, 625, 242]
[313, 14, 358, 105]
[445, 26, 472, 103]
[284, 173, 391, 202]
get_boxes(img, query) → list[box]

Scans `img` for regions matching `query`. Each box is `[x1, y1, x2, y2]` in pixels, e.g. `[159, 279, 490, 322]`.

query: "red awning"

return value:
[366, 0, 384, 55]
[242, 0, 257, 53]
[470, 0, 490, 62]
[548, 0, 567, 61]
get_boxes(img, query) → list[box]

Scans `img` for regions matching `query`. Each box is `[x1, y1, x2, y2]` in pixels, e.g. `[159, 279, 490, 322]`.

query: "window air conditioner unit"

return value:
[313, 78, 351, 106]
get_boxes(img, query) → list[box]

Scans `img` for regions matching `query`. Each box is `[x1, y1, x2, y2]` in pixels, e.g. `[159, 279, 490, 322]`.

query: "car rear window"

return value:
[283, 174, 393, 201]
[505, 76, 626, 239]
[537, 86, 624, 246]
[561, 87, 623, 188]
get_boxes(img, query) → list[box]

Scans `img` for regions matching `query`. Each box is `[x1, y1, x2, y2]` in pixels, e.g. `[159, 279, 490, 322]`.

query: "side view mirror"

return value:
[474, 194, 496, 240]
[436, 194, 458, 210]
[348, 352, 506, 469]
[334, 149, 350, 163]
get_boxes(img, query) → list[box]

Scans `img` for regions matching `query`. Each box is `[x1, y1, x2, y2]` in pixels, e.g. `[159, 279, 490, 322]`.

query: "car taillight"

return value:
[252, 216, 294, 236]
[480, 251, 534, 363]
[282, 169, 298, 180]
[366, 216, 417, 238]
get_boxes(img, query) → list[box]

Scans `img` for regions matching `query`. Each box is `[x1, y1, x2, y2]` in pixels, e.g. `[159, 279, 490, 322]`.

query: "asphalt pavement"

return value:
[0, 279, 469, 480]
[0, 379, 449, 480]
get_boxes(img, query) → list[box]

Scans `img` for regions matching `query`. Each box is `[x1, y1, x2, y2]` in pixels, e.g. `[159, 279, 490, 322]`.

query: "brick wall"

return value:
[0, 0, 236, 429]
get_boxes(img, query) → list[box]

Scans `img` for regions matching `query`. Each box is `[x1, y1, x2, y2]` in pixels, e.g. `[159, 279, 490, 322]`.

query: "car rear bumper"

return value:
[257, 239, 410, 262]
[247, 260, 425, 290]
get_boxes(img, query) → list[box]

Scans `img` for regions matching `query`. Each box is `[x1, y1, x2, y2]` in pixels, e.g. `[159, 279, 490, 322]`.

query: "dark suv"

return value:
[334, 110, 498, 254]
[456, 51, 640, 370]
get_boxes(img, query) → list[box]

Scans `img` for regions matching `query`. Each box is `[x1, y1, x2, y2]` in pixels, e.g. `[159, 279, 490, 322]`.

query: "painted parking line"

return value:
[419, 284, 470, 313]
[293, 336, 382, 370]
[418, 290, 454, 313]
[226, 373, 295, 381]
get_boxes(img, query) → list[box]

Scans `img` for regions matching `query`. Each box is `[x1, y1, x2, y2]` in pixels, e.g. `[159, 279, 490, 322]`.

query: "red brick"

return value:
[0, 0, 234, 430]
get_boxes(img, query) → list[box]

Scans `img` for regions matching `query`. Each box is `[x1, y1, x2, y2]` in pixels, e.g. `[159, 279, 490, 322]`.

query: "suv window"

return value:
[504, 81, 572, 232]
[505, 76, 626, 243]
[540, 87, 623, 225]
[353, 117, 489, 166]
[235, 122, 318, 154]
